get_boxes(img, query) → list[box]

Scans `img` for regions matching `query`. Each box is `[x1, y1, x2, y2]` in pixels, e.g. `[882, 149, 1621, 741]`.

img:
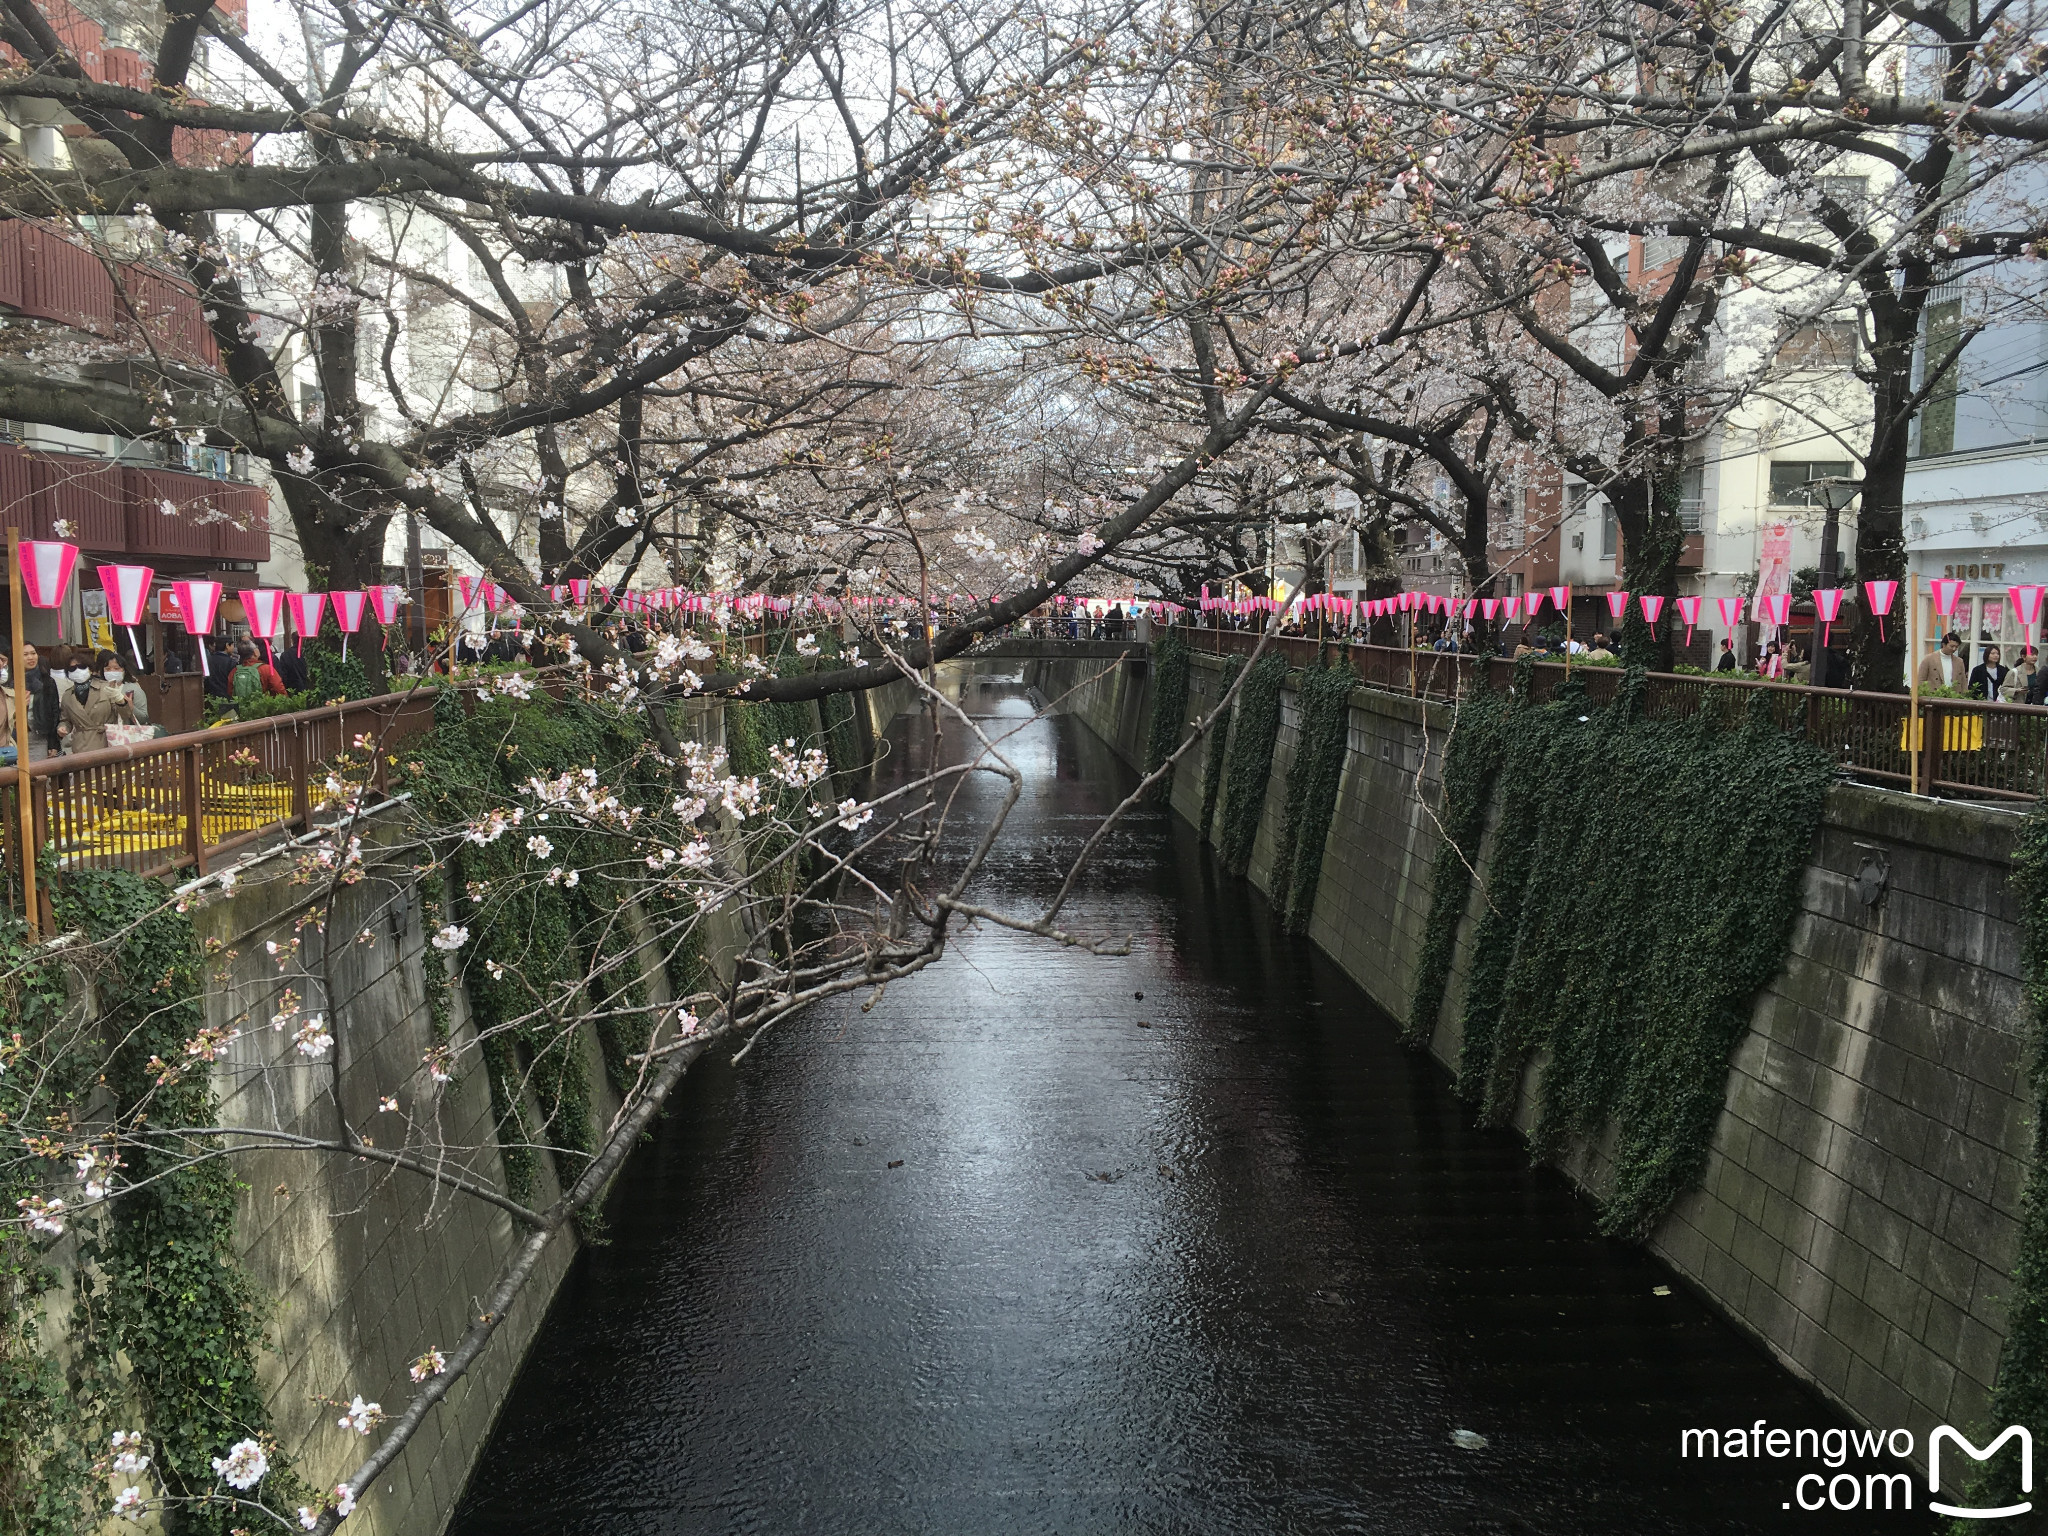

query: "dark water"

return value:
[449, 690, 1933, 1535]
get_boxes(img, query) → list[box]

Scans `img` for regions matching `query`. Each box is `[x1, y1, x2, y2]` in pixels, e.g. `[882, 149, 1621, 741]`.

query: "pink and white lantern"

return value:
[1758, 592, 1792, 628]
[329, 590, 368, 661]
[1639, 594, 1666, 627]
[366, 584, 403, 626]
[1929, 577, 1966, 619]
[285, 591, 327, 656]
[171, 579, 223, 675]
[17, 540, 80, 639]
[1812, 588, 1848, 648]
[1715, 595, 1744, 632]
[1862, 579, 1898, 641]
[2009, 584, 2047, 655]
[1605, 591, 1630, 623]
[239, 588, 286, 665]
[98, 564, 154, 669]
[1675, 595, 1703, 646]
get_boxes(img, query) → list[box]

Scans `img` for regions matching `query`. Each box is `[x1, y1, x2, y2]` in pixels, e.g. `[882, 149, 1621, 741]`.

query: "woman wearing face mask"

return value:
[0, 651, 14, 765]
[58, 649, 138, 754]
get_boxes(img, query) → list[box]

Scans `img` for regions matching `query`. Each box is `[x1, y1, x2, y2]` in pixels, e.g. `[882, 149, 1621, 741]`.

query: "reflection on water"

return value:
[449, 689, 1931, 1535]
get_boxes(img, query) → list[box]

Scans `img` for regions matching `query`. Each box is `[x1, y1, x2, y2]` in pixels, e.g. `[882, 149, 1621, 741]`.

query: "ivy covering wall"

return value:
[1408, 669, 1833, 1239]
[1198, 654, 1245, 843]
[1215, 651, 1289, 876]
[1270, 665, 1357, 934]
[0, 873, 309, 1536]
[1141, 628, 1191, 801]
[1977, 809, 2048, 1515]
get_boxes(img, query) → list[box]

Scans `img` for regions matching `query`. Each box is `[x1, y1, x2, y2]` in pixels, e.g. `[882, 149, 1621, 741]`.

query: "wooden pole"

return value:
[7, 529, 39, 931]
[1908, 566, 1922, 796]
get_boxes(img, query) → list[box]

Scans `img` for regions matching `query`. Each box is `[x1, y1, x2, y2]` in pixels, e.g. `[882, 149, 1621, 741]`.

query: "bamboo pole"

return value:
[7, 529, 38, 931]
[1908, 566, 1922, 796]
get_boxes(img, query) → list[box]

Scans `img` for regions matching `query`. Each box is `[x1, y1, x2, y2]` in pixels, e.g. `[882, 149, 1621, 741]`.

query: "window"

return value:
[1777, 320, 1858, 367]
[1769, 460, 1854, 507]
[1600, 501, 1618, 560]
[1678, 464, 1704, 532]
[1916, 298, 1964, 458]
[1815, 174, 1869, 215]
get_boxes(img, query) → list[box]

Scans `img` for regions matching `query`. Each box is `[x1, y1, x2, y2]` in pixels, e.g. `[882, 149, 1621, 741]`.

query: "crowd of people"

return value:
[0, 642, 154, 765]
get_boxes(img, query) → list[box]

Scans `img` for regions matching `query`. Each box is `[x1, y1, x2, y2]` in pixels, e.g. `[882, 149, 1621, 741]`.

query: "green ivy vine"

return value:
[1215, 651, 1289, 877]
[1412, 669, 1832, 1239]
[1271, 664, 1357, 934]
[1141, 627, 1191, 802]
[1198, 654, 1245, 843]
[54, 871, 312, 1535]
[0, 910, 104, 1536]
[1974, 807, 2048, 1518]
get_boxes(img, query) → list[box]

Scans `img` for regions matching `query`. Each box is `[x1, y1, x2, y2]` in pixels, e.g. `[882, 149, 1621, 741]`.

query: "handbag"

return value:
[105, 721, 155, 748]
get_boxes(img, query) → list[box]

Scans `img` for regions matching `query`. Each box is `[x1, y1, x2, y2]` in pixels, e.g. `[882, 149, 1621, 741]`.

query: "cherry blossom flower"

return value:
[526, 835, 553, 859]
[432, 924, 469, 952]
[113, 1487, 146, 1519]
[377, 1095, 399, 1113]
[294, 1018, 334, 1059]
[409, 1346, 447, 1381]
[111, 1431, 149, 1475]
[337, 1395, 384, 1435]
[212, 1438, 268, 1489]
[17, 1196, 65, 1235]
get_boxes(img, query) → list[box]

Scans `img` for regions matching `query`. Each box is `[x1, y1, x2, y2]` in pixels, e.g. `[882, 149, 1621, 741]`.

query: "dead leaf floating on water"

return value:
[886, 1160, 904, 1169]
[1451, 1429, 1489, 1451]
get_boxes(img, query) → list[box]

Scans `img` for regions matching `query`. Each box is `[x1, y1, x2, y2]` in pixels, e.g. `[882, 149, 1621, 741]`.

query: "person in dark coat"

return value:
[17, 641, 61, 755]
[1715, 637, 1738, 672]
[204, 638, 237, 698]
[1969, 644, 2012, 701]
[275, 646, 310, 691]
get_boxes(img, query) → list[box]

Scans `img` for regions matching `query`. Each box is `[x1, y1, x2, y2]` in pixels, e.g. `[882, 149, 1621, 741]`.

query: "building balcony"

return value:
[0, 221, 221, 370]
[0, 442, 269, 563]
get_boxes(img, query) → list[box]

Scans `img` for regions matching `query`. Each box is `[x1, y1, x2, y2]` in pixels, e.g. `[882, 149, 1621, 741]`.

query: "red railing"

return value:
[1190, 626, 2048, 802]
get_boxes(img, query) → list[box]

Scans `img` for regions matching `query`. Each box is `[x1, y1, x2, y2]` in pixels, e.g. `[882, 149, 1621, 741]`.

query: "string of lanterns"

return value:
[19, 535, 2043, 665]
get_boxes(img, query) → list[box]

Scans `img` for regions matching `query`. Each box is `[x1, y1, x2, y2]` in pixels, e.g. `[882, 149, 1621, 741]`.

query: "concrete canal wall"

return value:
[196, 702, 739, 1536]
[1027, 645, 2036, 1452]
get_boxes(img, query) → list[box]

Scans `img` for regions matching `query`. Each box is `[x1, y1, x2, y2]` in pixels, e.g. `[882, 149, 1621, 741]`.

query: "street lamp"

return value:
[1808, 475, 1861, 689]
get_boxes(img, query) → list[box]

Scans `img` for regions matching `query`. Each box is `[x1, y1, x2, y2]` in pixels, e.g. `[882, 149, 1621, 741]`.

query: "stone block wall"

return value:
[196, 826, 587, 1536]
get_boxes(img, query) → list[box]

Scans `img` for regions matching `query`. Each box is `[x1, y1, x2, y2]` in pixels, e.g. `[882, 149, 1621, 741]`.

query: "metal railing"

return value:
[1191, 626, 2048, 803]
[1, 686, 448, 920]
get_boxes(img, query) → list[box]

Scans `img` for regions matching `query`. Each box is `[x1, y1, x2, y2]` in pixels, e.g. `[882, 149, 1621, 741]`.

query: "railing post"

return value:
[181, 743, 208, 876]
[1921, 702, 1943, 797]
[286, 723, 310, 833]
[25, 773, 48, 933]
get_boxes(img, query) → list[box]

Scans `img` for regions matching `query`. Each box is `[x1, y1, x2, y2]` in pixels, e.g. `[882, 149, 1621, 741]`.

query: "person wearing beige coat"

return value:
[58, 651, 138, 754]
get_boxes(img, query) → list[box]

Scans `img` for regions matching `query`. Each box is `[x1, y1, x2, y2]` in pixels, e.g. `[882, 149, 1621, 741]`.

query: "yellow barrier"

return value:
[1898, 714, 1985, 753]
[58, 777, 297, 858]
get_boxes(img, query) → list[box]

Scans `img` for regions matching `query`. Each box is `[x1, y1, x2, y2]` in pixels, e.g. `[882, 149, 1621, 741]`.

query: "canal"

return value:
[449, 687, 1932, 1535]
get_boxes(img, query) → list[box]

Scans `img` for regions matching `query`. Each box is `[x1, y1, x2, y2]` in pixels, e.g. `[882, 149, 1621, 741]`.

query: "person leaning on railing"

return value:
[58, 650, 138, 754]
[0, 651, 13, 765]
